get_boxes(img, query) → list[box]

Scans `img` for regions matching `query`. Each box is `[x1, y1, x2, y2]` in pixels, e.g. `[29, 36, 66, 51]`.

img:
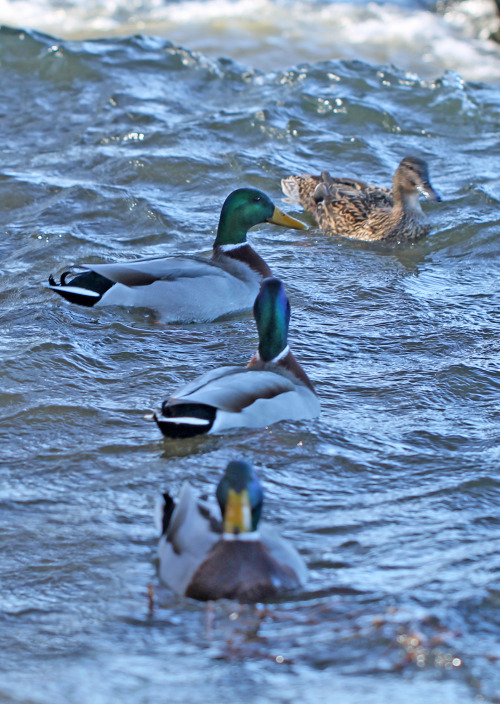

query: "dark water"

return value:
[1, 18, 500, 704]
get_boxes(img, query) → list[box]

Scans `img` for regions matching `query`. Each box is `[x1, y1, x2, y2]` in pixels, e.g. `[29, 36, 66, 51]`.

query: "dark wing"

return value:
[87, 255, 228, 287]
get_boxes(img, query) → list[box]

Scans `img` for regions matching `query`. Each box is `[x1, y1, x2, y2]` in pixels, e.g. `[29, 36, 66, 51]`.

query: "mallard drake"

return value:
[152, 277, 320, 438]
[47, 188, 306, 322]
[156, 459, 308, 602]
[282, 156, 441, 241]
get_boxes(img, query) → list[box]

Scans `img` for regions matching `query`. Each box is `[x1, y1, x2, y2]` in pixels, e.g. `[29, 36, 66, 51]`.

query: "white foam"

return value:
[2, 0, 500, 83]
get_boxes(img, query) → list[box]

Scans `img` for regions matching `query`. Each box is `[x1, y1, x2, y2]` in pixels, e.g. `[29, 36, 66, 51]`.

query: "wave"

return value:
[1, 0, 500, 81]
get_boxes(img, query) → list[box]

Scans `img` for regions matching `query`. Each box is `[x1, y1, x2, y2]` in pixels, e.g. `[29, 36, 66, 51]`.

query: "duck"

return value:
[281, 156, 441, 241]
[156, 459, 308, 602]
[152, 277, 320, 438]
[47, 188, 306, 322]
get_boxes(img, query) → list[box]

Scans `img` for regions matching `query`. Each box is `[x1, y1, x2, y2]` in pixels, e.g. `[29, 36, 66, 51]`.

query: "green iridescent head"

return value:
[214, 188, 306, 247]
[253, 277, 290, 362]
[216, 459, 264, 534]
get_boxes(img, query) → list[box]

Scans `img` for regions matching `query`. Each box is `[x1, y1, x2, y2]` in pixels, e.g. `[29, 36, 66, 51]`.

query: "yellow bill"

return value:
[268, 206, 307, 230]
[223, 488, 252, 534]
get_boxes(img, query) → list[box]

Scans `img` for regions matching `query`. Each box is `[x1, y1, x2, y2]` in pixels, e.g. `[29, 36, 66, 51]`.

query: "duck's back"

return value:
[312, 183, 391, 237]
[281, 173, 324, 211]
[171, 365, 318, 423]
[96, 255, 261, 322]
[282, 172, 390, 210]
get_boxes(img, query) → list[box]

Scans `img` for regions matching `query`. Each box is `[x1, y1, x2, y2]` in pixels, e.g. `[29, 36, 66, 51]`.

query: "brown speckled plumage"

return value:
[282, 157, 440, 242]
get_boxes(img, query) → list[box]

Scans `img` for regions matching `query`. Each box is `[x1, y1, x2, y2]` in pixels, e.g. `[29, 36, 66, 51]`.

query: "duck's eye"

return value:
[253, 195, 262, 202]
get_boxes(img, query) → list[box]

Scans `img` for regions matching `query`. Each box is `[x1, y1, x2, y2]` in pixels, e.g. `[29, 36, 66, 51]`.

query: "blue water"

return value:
[1, 4, 500, 702]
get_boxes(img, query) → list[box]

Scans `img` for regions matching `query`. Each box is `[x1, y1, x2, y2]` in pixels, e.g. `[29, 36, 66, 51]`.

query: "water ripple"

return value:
[1, 23, 499, 704]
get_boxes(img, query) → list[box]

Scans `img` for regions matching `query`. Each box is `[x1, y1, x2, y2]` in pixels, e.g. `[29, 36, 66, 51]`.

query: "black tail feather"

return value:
[47, 270, 114, 308]
[160, 492, 176, 534]
[155, 403, 217, 439]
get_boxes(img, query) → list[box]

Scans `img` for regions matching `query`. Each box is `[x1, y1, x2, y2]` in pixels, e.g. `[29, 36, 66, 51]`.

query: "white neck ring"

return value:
[218, 242, 247, 252]
[222, 531, 261, 542]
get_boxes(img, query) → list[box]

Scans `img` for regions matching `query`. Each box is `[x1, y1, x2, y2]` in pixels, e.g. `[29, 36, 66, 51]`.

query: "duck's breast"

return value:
[186, 538, 304, 602]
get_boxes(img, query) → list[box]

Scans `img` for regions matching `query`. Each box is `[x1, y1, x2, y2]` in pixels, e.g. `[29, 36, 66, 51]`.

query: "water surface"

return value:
[1, 8, 500, 704]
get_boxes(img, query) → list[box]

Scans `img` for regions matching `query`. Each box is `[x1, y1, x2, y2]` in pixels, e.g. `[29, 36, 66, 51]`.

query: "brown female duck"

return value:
[282, 156, 441, 242]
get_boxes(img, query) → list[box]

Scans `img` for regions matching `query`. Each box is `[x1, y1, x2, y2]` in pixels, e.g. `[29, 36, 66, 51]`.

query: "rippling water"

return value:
[1, 4, 500, 703]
